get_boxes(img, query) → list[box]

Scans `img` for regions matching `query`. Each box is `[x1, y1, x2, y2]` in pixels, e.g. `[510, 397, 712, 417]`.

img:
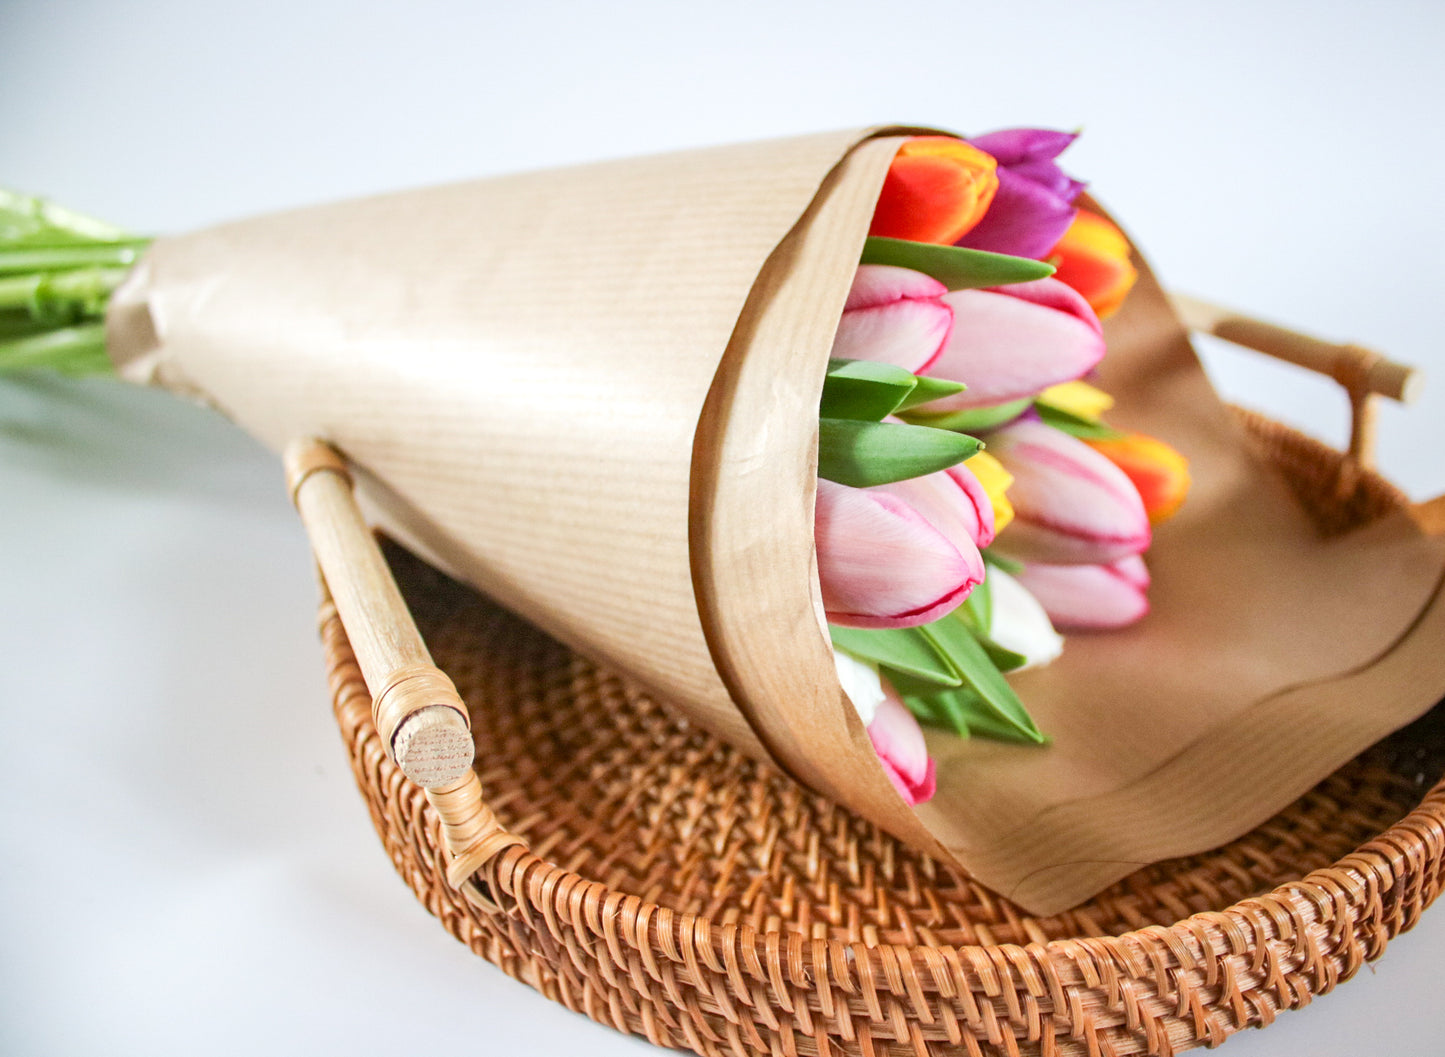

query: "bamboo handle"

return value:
[1170, 293, 1423, 469]
[285, 439, 474, 787]
[289, 439, 527, 893]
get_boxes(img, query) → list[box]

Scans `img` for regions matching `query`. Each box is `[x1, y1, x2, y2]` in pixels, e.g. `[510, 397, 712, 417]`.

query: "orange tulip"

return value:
[869, 137, 999, 245]
[1048, 209, 1137, 318]
[1087, 431, 1191, 524]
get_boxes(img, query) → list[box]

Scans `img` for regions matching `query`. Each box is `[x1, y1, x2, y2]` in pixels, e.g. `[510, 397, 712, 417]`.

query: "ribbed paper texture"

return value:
[108, 129, 1445, 913]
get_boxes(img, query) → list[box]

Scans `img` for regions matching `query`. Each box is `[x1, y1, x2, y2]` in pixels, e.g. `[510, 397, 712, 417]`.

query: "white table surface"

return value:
[3, 2, 1444, 1054]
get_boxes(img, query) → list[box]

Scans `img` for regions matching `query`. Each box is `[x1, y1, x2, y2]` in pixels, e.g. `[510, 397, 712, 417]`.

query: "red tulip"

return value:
[815, 473, 984, 629]
[1014, 556, 1151, 630]
[1048, 209, 1137, 319]
[988, 418, 1151, 564]
[869, 136, 999, 245]
[831, 264, 953, 373]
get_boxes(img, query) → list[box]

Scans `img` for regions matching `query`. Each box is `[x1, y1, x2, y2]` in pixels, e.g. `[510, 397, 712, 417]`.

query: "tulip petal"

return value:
[1048, 209, 1138, 318]
[869, 137, 998, 245]
[989, 419, 1151, 564]
[919, 278, 1105, 410]
[832, 265, 953, 373]
[960, 129, 1086, 259]
[867, 694, 937, 805]
[815, 478, 984, 629]
[1087, 432, 1192, 525]
[1014, 558, 1151, 630]
[964, 451, 1014, 535]
[880, 462, 996, 549]
[985, 567, 1064, 669]
[958, 168, 1078, 260]
[969, 128, 1079, 169]
[843, 262, 949, 311]
[833, 646, 886, 726]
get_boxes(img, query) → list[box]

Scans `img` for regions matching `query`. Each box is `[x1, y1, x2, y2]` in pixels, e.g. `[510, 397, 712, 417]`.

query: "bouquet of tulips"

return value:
[0, 128, 1193, 812]
[809, 131, 1189, 804]
[13, 123, 1440, 914]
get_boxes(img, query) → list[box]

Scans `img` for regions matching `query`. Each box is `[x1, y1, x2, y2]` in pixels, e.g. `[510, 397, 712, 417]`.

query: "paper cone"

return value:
[107, 128, 1445, 913]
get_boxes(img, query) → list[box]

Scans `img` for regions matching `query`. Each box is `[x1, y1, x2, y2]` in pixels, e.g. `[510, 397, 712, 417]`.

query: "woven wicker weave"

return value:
[319, 413, 1445, 1057]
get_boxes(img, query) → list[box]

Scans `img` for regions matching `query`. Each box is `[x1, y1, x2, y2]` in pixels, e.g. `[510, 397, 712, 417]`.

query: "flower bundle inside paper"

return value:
[103, 127, 1445, 913]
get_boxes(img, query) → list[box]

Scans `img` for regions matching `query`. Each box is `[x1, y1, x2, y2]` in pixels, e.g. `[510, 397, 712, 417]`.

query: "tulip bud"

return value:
[985, 567, 1064, 670]
[1086, 432, 1191, 525]
[1048, 209, 1138, 319]
[988, 418, 1151, 565]
[833, 647, 936, 805]
[866, 692, 938, 806]
[958, 128, 1085, 260]
[908, 278, 1105, 411]
[831, 265, 954, 373]
[815, 474, 984, 629]
[870, 137, 999, 245]
[1014, 556, 1151, 630]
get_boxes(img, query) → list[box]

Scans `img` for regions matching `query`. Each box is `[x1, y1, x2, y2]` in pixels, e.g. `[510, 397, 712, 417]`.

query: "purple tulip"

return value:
[830, 264, 953, 373]
[987, 419, 1151, 565]
[911, 278, 1104, 411]
[1014, 556, 1151, 630]
[814, 473, 985, 629]
[959, 128, 1086, 260]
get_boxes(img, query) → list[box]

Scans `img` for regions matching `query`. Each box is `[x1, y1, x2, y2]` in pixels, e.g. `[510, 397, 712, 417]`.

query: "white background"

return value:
[3, 2, 1444, 1054]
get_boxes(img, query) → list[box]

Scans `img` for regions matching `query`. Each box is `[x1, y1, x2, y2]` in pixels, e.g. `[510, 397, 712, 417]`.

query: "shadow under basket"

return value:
[310, 410, 1445, 1057]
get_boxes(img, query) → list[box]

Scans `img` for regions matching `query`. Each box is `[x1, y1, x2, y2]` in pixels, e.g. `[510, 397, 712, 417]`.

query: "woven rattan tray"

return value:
[304, 405, 1444, 1057]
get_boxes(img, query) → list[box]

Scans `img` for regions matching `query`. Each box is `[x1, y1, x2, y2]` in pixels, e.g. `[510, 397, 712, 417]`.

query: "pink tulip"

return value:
[887, 460, 997, 548]
[815, 473, 985, 628]
[834, 647, 937, 806]
[868, 694, 937, 806]
[830, 264, 953, 373]
[988, 418, 1151, 564]
[1014, 556, 1151, 630]
[913, 278, 1104, 411]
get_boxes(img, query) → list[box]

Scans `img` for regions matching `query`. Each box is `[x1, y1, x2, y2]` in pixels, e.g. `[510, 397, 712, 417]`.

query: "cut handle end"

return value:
[393, 705, 475, 787]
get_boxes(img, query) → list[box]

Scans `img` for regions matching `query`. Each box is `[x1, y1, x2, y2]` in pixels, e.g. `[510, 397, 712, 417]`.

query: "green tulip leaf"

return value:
[978, 636, 1028, 673]
[1035, 400, 1125, 441]
[820, 358, 918, 420]
[894, 374, 967, 412]
[861, 237, 1055, 291]
[829, 625, 960, 688]
[917, 615, 1045, 743]
[901, 688, 972, 737]
[903, 397, 1033, 433]
[948, 688, 1049, 744]
[817, 418, 982, 487]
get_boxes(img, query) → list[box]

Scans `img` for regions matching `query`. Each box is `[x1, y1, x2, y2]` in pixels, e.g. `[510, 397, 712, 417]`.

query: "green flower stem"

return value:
[0, 323, 110, 374]
[0, 240, 149, 274]
[0, 267, 130, 316]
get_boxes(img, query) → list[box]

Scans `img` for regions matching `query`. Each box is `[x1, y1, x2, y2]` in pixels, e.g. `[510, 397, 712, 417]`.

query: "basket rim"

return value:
[329, 412, 1445, 1053]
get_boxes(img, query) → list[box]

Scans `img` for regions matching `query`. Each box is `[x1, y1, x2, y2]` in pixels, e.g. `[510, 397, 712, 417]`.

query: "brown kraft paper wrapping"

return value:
[105, 127, 1445, 914]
